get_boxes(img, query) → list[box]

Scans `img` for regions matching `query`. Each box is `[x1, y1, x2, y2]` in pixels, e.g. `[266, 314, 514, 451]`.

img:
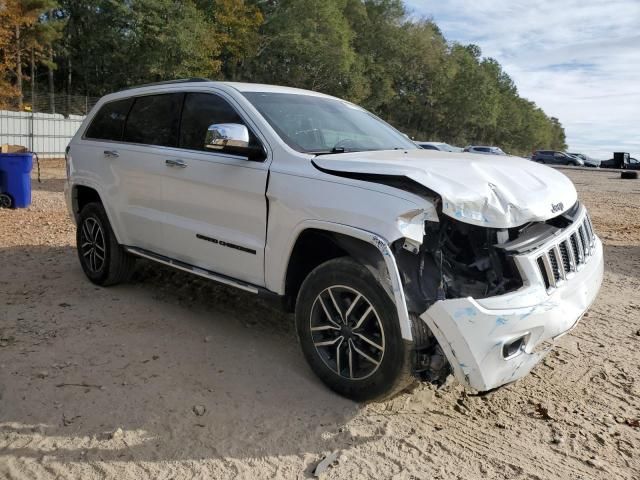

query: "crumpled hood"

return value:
[313, 150, 578, 228]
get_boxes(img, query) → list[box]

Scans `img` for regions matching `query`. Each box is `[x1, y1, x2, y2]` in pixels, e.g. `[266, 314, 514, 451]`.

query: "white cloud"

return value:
[405, 0, 640, 159]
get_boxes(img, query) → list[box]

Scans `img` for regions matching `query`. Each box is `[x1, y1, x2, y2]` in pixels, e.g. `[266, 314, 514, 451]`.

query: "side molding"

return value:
[126, 247, 260, 294]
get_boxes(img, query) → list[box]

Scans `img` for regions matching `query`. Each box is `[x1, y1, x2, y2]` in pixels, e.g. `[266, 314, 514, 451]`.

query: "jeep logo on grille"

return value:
[551, 202, 564, 213]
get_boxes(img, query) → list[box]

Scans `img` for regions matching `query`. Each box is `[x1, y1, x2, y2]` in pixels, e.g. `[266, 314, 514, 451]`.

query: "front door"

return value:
[161, 92, 269, 287]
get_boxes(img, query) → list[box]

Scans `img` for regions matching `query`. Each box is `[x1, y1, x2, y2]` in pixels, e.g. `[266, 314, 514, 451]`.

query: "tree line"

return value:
[0, 0, 567, 154]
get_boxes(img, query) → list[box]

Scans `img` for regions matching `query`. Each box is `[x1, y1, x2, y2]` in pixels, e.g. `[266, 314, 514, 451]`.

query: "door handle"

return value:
[165, 159, 187, 168]
[104, 150, 119, 158]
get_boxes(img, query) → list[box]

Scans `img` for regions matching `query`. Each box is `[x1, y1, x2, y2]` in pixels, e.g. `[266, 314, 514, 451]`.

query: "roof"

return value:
[114, 78, 335, 99]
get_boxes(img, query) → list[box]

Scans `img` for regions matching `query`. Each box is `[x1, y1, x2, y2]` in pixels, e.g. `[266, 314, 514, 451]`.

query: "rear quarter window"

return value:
[84, 98, 133, 141]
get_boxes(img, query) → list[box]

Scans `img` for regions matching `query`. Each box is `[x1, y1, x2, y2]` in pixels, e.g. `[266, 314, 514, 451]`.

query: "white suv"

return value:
[65, 79, 604, 401]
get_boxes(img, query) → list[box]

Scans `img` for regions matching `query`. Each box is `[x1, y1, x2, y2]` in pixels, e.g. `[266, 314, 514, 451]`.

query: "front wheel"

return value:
[76, 202, 135, 286]
[296, 257, 414, 402]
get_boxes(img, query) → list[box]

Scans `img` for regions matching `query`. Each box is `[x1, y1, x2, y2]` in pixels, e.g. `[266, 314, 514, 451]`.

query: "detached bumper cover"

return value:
[419, 236, 604, 391]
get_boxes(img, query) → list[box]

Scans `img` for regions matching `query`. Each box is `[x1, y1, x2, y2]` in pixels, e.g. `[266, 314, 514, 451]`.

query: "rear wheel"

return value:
[296, 257, 414, 402]
[76, 202, 135, 286]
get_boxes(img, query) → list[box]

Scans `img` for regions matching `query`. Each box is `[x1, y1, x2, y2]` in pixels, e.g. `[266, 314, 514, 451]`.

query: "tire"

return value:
[621, 171, 638, 179]
[76, 202, 135, 286]
[296, 257, 414, 402]
[0, 193, 12, 208]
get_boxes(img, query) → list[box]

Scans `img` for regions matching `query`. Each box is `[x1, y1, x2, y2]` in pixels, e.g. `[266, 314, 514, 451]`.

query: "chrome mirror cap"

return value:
[205, 123, 250, 150]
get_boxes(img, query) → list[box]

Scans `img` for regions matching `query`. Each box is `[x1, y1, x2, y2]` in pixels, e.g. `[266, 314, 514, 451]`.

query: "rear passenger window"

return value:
[179, 93, 247, 151]
[85, 98, 133, 141]
[123, 93, 183, 147]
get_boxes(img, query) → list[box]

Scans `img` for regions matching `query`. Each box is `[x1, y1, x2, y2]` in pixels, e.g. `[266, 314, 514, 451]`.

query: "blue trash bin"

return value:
[0, 152, 33, 208]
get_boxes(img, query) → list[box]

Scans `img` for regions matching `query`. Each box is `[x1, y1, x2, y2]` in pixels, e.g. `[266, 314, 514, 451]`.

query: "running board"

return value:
[125, 247, 260, 294]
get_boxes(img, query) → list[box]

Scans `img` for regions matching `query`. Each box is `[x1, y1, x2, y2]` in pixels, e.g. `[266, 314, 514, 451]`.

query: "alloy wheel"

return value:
[80, 217, 106, 273]
[310, 285, 385, 380]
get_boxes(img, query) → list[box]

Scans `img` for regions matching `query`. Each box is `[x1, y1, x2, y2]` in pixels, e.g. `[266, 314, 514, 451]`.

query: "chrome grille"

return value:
[536, 213, 596, 290]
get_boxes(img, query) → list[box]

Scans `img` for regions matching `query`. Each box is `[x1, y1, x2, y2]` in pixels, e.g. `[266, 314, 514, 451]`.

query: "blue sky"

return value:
[404, 0, 640, 159]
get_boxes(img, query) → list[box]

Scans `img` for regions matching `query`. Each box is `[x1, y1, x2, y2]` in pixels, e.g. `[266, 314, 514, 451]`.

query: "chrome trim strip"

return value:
[541, 253, 556, 288]
[553, 245, 565, 280]
[573, 232, 584, 263]
[579, 224, 590, 256]
[565, 238, 576, 272]
[126, 247, 259, 294]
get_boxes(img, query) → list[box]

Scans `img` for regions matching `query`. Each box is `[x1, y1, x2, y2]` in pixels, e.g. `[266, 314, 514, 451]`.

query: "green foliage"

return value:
[248, 0, 360, 98]
[2, 0, 566, 152]
[60, 0, 220, 95]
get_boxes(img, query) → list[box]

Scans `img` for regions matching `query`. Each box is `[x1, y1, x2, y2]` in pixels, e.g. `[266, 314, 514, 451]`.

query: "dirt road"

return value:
[1, 162, 638, 479]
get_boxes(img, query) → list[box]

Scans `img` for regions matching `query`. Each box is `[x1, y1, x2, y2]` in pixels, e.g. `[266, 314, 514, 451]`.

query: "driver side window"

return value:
[179, 93, 258, 152]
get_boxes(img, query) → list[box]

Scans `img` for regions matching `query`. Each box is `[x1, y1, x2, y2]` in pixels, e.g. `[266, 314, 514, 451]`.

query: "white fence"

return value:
[0, 110, 85, 158]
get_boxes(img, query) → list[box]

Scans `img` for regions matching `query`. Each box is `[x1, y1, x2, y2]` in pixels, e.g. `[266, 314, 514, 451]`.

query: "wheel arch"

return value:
[70, 183, 123, 244]
[72, 184, 102, 221]
[280, 221, 413, 341]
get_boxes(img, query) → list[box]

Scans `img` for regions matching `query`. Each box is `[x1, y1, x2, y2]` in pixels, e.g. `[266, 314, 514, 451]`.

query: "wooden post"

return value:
[31, 48, 36, 111]
[16, 25, 23, 110]
[48, 47, 55, 113]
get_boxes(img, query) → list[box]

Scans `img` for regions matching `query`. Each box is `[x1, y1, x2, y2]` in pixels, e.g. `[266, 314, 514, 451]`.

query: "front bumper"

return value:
[419, 235, 604, 391]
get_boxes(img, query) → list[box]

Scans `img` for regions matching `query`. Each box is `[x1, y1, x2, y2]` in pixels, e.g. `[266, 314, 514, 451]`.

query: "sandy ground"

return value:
[0, 161, 639, 479]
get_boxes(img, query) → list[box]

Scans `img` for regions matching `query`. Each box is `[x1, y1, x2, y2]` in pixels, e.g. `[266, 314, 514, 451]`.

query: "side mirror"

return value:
[204, 123, 265, 161]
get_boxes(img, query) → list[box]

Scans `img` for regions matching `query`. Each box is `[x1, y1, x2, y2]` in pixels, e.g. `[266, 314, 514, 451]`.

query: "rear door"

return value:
[553, 152, 566, 165]
[160, 91, 270, 286]
[112, 92, 184, 253]
[76, 95, 168, 252]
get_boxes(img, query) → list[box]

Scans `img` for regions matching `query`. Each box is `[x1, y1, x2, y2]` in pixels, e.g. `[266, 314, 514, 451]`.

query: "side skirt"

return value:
[125, 246, 276, 298]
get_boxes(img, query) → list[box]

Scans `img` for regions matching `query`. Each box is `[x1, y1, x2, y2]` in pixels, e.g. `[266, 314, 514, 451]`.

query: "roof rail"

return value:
[120, 78, 211, 91]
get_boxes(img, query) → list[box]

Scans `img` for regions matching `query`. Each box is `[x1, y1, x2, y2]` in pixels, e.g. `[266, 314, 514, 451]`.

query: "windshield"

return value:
[242, 92, 417, 154]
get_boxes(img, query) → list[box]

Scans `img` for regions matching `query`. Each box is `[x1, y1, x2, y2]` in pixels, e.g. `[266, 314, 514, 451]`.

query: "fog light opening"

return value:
[503, 336, 526, 359]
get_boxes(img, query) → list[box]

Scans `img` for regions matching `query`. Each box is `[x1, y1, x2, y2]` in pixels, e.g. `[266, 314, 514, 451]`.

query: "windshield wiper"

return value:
[311, 147, 408, 156]
[312, 147, 353, 156]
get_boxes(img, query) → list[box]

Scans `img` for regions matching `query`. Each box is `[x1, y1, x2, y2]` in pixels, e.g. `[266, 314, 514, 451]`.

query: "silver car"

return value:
[464, 145, 507, 155]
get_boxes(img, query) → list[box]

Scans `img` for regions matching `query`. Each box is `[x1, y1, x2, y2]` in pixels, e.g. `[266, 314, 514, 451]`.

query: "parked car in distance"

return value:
[65, 79, 603, 402]
[415, 141, 462, 152]
[599, 152, 639, 170]
[532, 150, 584, 166]
[568, 152, 600, 168]
[601, 157, 639, 169]
[463, 145, 507, 155]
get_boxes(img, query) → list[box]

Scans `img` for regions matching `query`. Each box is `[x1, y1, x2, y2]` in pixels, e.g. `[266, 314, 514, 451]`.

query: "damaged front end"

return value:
[395, 218, 525, 313]
[311, 157, 602, 391]
[393, 200, 604, 391]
